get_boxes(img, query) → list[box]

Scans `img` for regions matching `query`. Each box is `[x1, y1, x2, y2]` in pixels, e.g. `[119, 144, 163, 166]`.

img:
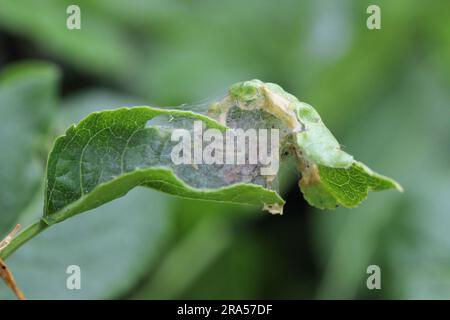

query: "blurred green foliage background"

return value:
[0, 0, 449, 299]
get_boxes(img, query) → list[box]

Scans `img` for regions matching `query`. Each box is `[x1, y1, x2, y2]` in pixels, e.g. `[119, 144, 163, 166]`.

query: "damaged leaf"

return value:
[44, 107, 284, 224]
[44, 79, 401, 226]
[207, 79, 402, 210]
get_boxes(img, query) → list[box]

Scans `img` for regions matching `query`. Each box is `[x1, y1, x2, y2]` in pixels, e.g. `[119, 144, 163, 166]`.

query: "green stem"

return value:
[0, 220, 49, 260]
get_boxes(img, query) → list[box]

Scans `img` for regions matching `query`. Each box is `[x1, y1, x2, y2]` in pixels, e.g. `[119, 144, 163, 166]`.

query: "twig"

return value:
[0, 224, 21, 251]
[0, 225, 26, 300]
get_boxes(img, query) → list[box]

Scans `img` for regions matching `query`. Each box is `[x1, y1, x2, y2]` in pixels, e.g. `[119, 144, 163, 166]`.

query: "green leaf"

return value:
[300, 162, 403, 209]
[43, 80, 402, 225]
[294, 101, 354, 168]
[0, 61, 59, 233]
[44, 106, 284, 224]
[214, 80, 402, 210]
